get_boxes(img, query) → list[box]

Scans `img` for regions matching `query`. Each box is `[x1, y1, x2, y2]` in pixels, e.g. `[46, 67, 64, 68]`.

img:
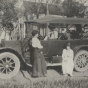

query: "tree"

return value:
[62, 0, 87, 17]
[23, 0, 46, 19]
[45, 0, 63, 15]
[0, 0, 18, 23]
[23, 0, 62, 20]
[0, 0, 18, 40]
[62, 0, 88, 35]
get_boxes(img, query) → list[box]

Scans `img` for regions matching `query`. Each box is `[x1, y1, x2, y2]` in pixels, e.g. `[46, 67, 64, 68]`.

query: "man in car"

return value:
[44, 27, 58, 40]
[59, 29, 71, 40]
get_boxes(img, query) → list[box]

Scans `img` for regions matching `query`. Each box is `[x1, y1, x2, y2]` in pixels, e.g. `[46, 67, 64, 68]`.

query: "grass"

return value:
[32, 79, 88, 88]
[0, 78, 88, 88]
[0, 71, 88, 88]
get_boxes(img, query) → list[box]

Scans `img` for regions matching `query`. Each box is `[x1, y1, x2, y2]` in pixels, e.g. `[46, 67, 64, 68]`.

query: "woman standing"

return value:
[31, 30, 47, 77]
[62, 43, 74, 76]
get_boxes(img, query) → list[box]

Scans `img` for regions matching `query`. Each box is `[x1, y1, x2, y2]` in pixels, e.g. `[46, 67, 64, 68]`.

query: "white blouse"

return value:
[62, 49, 74, 60]
[44, 31, 58, 40]
[32, 37, 43, 49]
[50, 31, 58, 39]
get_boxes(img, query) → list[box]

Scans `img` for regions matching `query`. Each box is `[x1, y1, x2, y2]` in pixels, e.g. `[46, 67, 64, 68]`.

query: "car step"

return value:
[26, 63, 62, 67]
[47, 63, 62, 66]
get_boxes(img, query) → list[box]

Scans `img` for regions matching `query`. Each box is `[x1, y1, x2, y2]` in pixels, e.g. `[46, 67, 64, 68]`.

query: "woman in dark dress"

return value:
[31, 30, 47, 77]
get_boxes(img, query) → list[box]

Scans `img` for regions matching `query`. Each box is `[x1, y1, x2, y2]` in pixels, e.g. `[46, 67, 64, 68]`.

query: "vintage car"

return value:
[0, 15, 88, 79]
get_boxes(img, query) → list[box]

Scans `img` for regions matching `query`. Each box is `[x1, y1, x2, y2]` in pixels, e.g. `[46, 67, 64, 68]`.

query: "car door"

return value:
[41, 40, 49, 56]
[42, 39, 74, 57]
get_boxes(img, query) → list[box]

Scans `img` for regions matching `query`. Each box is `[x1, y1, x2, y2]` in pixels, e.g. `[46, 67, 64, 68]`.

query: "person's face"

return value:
[66, 46, 70, 50]
[33, 26, 37, 30]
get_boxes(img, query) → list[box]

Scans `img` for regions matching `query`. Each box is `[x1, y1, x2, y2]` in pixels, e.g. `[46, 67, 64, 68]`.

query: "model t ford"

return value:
[0, 15, 88, 79]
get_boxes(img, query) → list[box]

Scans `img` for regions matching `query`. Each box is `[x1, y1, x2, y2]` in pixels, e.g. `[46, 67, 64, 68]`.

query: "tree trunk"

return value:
[4, 29, 6, 40]
[9, 31, 11, 40]
[36, 12, 39, 18]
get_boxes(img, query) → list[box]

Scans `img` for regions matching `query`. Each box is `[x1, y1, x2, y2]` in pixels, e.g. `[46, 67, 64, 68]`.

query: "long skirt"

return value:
[32, 49, 47, 77]
[62, 59, 74, 75]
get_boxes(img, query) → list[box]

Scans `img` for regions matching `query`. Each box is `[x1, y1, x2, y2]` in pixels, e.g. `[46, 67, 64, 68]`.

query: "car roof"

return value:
[25, 15, 88, 24]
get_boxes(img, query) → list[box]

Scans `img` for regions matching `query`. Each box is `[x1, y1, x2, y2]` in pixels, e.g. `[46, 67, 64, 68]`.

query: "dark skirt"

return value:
[32, 48, 47, 77]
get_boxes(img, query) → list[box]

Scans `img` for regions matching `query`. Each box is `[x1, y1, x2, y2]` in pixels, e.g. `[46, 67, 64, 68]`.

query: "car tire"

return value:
[74, 50, 88, 72]
[0, 52, 20, 79]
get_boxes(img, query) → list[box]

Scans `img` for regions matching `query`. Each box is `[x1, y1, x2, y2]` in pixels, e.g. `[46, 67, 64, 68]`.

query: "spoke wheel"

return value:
[74, 50, 88, 72]
[0, 52, 20, 79]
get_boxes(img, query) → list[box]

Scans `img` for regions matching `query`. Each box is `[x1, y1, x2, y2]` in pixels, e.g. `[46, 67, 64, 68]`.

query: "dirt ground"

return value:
[1, 66, 88, 86]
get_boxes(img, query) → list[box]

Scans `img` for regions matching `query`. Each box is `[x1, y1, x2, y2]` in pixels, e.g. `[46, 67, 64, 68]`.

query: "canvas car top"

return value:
[25, 15, 88, 24]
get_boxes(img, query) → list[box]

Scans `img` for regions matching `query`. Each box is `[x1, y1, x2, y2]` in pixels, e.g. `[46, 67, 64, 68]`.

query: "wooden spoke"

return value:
[10, 65, 15, 69]
[1, 60, 4, 64]
[8, 68, 12, 72]
[5, 57, 8, 63]
[1, 68, 5, 73]
[8, 58, 12, 62]
[0, 63, 3, 66]
[6, 69, 8, 74]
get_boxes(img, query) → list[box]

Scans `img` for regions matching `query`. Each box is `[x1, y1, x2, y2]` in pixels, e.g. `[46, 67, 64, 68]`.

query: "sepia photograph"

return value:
[0, 0, 88, 88]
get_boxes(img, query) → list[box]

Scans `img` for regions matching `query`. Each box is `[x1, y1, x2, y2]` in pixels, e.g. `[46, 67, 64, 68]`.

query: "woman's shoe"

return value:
[63, 74, 68, 76]
[38, 74, 43, 77]
[63, 73, 68, 76]
[64, 74, 68, 76]
[32, 75, 38, 78]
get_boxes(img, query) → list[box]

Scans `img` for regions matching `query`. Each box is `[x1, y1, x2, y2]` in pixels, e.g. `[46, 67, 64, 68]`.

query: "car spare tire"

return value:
[74, 50, 88, 72]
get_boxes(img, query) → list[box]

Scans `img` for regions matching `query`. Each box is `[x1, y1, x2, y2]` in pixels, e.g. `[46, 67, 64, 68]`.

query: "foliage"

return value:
[62, 0, 87, 17]
[0, 0, 18, 40]
[23, 0, 87, 19]
[0, 0, 18, 29]
[23, 0, 62, 20]
[24, 0, 46, 19]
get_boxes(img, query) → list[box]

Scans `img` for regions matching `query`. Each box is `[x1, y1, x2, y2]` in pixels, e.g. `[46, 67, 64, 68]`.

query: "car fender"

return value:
[73, 45, 88, 55]
[0, 47, 28, 68]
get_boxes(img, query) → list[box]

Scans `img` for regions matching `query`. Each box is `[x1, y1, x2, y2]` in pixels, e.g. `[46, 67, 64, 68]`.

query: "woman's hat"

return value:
[67, 43, 71, 46]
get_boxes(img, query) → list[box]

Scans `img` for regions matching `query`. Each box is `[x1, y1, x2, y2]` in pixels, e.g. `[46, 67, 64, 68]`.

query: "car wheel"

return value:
[0, 52, 20, 79]
[74, 50, 88, 72]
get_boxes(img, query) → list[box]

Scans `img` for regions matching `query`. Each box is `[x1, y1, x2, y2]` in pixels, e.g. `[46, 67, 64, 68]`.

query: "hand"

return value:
[39, 45, 43, 49]
[26, 48, 29, 51]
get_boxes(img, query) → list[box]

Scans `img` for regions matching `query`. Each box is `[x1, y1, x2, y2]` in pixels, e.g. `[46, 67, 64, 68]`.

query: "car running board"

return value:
[47, 63, 62, 66]
[26, 63, 62, 67]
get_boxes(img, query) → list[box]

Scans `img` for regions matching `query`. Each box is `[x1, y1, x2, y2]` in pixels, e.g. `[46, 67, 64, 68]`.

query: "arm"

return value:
[62, 49, 66, 60]
[62, 49, 68, 62]
[44, 36, 48, 40]
[70, 50, 74, 59]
